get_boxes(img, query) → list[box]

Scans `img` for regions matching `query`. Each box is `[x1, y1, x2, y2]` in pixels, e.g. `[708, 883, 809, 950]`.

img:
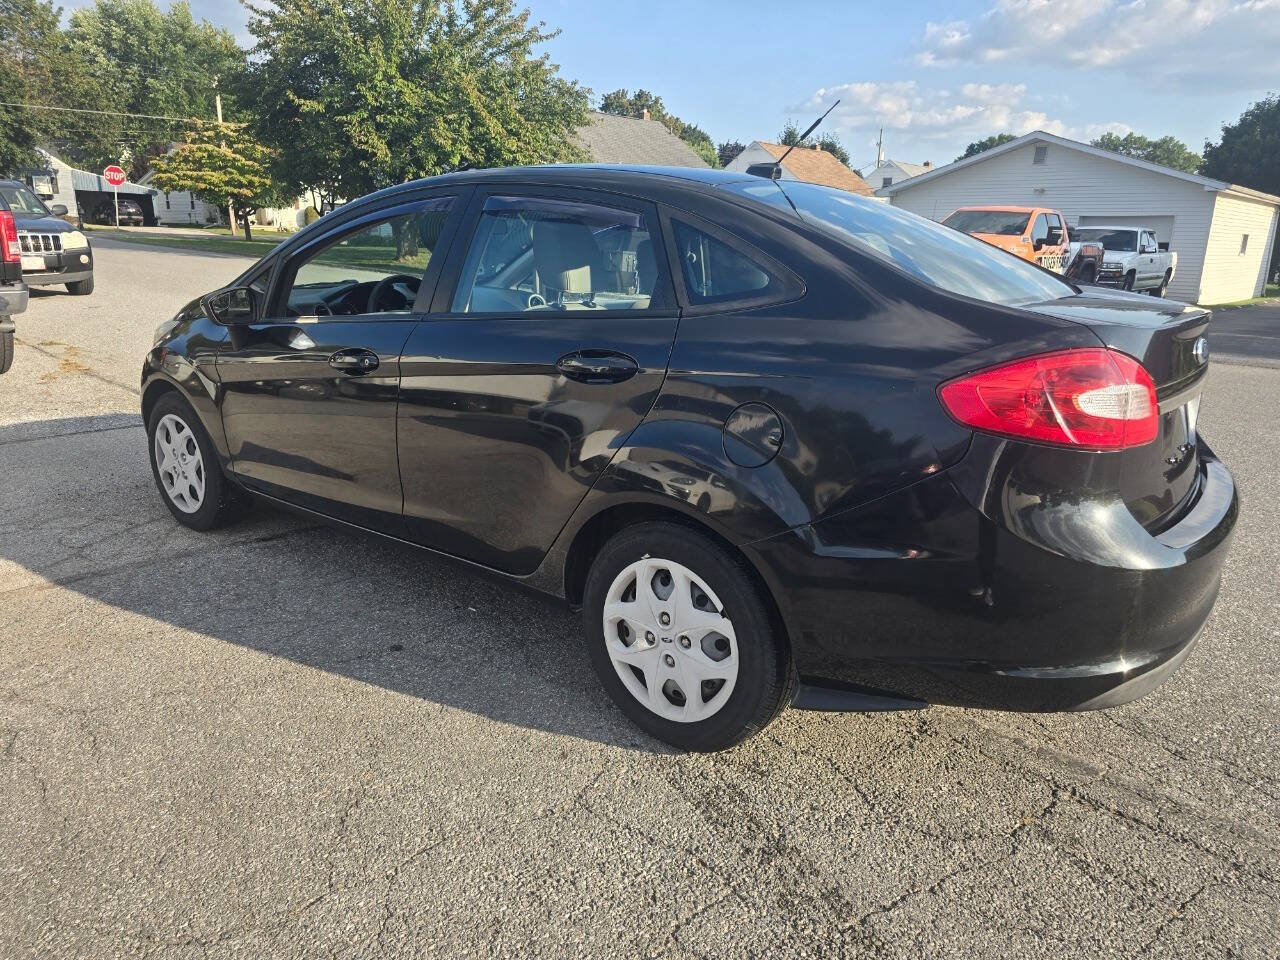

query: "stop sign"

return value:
[103, 165, 126, 187]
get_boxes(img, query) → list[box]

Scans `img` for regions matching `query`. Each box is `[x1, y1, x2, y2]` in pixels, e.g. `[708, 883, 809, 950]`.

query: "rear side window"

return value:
[671, 220, 790, 306]
[451, 195, 668, 314]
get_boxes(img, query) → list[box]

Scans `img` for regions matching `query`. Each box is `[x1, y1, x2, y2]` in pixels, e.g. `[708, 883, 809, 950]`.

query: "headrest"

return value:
[532, 219, 598, 295]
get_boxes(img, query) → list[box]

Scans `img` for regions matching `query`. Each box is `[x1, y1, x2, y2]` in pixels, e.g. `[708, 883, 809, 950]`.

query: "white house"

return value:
[866, 158, 932, 191]
[876, 131, 1280, 304]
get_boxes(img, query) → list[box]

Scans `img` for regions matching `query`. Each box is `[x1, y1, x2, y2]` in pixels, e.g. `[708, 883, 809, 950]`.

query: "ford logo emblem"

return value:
[1192, 336, 1209, 365]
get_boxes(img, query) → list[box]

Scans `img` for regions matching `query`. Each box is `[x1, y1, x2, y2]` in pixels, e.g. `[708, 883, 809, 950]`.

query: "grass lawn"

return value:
[87, 223, 431, 275]
[1198, 284, 1280, 309]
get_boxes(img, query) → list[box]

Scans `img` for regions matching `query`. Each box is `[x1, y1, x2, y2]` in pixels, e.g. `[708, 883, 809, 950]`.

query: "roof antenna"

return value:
[746, 99, 841, 180]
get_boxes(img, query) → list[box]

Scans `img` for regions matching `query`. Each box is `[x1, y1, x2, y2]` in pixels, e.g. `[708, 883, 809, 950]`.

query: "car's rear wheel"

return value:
[66, 276, 94, 296]
[146, 392, 247, 531]
[583, 521, 794, 751]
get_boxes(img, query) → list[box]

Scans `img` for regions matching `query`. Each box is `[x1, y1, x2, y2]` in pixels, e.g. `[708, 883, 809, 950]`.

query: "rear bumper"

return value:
[746, 443, 1238, 712]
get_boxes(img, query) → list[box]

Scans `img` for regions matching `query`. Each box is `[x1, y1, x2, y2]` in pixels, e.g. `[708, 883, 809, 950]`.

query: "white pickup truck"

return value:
[1073, 225, 1177, 297]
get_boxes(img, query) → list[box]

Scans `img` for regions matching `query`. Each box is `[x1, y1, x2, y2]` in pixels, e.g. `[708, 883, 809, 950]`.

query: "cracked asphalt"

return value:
[1, 238, 1278, 959]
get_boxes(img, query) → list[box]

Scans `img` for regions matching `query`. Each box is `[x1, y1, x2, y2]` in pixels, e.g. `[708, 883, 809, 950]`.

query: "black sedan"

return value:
[91, 197, 146, 226]
[141, 166, 1237, 751]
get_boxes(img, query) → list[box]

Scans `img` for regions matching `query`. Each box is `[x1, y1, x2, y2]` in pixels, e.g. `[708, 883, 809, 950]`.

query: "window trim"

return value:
[660, 209, 805, 315]
[262, 194, 463, 323]
[427, 185, 679, 320]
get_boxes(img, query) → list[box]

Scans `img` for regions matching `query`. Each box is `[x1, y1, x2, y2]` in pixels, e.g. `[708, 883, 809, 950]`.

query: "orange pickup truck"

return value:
[942, 206, 1072, 270]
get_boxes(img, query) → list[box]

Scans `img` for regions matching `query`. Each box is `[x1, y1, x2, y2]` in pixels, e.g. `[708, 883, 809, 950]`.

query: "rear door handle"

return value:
[556, 350, 639, 384]
[329, 348, 380, 374]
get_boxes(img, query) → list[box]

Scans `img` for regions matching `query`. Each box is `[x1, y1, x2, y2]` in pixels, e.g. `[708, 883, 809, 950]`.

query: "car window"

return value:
[670, 220, 792, 306]
[939, 210, 1030, 236]
[276, 198, 453, 317]
[1075, 229, 1138, 252]
[0, 184, 50, 217]
[451, 195, 667, 313]
[1031, 215, 1049, 244]
[734, 180, 1074, 306]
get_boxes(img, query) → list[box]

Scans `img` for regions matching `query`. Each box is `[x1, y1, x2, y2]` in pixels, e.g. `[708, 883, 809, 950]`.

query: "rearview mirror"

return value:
[203, 286, 260, 324]
[50, 203, 68, 217]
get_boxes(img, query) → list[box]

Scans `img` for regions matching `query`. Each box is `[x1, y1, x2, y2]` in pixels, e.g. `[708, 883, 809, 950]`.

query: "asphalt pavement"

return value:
[1210, 301, 1280, 364]
[1, 237, 1278, 959]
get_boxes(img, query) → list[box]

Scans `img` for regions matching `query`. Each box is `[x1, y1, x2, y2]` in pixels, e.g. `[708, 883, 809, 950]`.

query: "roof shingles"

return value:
[574, 111, 709, 168]
[756, 142, 873, 195]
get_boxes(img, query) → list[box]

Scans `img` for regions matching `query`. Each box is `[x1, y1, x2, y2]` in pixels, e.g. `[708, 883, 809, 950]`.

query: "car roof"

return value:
[1074, 224, 1144, 231]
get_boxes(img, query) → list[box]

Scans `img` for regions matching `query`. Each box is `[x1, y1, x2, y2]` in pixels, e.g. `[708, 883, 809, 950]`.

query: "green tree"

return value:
[56, 0, 245, 178]
[717, 140, 746, 167]
[956, 133, 1016, 162]
[243, 0, 589, 205]
[1091, 132, 1201, 173]
[0, 0, 64, 175]
[777, 120, 851, 167]
[1203, 95, 1280, 279]
[598, 88, 720, 167]
[149, 124, 282, 240]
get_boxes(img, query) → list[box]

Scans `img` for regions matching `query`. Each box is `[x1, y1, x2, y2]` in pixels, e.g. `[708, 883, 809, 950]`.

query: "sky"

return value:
[63, 0, 1280, 173]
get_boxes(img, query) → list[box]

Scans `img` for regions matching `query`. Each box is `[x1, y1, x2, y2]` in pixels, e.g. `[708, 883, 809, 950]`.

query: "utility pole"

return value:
[214, 76, 236, 237]
[876, 128, 884, 169]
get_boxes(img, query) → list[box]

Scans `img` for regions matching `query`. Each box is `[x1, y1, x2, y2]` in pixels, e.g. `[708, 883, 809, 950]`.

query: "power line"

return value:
[0, 101, 244, 125]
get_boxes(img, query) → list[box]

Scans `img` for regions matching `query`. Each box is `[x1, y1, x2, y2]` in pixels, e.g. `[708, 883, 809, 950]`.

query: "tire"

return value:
[146, 392, 247, 531]
[1122, 271, 1136, 292]
[66, 275, 94, 296]
[0, 325, 12, 375]
[583, 521, 794, 751]
[1150, 271, 1171, 298]
[1077, 265, 1096, 285]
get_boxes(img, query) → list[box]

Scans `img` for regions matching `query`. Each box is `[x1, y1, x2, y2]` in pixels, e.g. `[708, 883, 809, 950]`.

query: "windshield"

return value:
[723, 180, 1074, 306]
[1073, 229, 1138, 252]
[0, 184, 51, 218]
[941, 210, 1030, 236]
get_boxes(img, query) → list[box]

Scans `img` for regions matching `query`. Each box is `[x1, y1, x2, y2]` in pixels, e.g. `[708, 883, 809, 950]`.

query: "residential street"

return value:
[2, 238, 1278, 958]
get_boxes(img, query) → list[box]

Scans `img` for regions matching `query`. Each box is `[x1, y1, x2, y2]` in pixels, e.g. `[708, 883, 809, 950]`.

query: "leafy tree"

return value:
[1203, 95, 1280, 278]
[243, 0, 589, 206]
[717, 141, 745, 167]
[599, 88, 720, 167]
[149, 124, 282, 240]
[1203, 95, 1280, 196]
[956, 133, 1016, 162]
[56, 0, 245, 178]
[777, 120, 851, 166]
[1092, 132, 1201, 173]
[0, 0, 63, 175]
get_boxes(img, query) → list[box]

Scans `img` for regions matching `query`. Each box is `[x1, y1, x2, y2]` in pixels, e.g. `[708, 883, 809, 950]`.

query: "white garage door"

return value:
[1077, 215, 1176, 247]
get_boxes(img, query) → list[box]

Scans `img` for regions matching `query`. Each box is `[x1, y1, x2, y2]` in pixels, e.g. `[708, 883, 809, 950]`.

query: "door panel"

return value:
[396, 187, 680, 575]
[215, 195, 463, 534]
[218, 320, 414, 533]
[397, 314, 678, 573]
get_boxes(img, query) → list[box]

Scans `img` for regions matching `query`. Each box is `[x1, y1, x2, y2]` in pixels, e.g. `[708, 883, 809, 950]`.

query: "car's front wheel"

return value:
[583, 521, 794, 751]
[66, 276, 94, 296]
[146, 392, 247, 530]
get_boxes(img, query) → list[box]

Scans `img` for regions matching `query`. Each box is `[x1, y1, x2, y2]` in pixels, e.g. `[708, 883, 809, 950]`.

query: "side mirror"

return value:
[50, 203, 68, 217]
[203, 286, 260, 324]
[1046, 231, 1062, 247]
[1033, 238, 1046, 251]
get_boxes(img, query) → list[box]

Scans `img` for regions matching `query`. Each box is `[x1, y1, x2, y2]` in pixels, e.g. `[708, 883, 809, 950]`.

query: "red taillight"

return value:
[0, 211, 19, 264]
[939, 348, 1158, 450]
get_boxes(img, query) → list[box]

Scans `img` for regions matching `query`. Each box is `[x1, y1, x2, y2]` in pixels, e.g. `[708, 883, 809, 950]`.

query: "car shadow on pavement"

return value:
[1, 414, 671, 754]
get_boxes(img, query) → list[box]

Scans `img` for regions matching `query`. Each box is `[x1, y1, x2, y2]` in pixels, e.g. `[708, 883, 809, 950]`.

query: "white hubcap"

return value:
[154, 413, 205, 514]
[603, 557, 739, 723]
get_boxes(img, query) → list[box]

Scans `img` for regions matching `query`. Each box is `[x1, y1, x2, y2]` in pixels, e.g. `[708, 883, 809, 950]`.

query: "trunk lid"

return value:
[1024, 288, 1211, 528]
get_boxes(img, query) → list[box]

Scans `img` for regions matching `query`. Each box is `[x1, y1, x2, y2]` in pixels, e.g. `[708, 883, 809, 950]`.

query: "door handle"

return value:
[329, 348, 380, 374]
[556, 350, 639, 384]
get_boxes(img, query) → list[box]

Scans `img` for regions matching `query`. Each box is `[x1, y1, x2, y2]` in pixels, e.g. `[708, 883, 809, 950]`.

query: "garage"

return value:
[877, 131, 1280, 304]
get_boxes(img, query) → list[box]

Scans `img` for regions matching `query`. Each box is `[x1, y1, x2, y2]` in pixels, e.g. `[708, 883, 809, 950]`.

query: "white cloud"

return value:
[917, 0, 1280, 88]
[792, 81, 1117, 148]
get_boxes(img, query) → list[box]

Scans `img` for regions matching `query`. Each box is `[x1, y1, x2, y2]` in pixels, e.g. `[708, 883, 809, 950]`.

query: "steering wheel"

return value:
[366, 274, 421, 313]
